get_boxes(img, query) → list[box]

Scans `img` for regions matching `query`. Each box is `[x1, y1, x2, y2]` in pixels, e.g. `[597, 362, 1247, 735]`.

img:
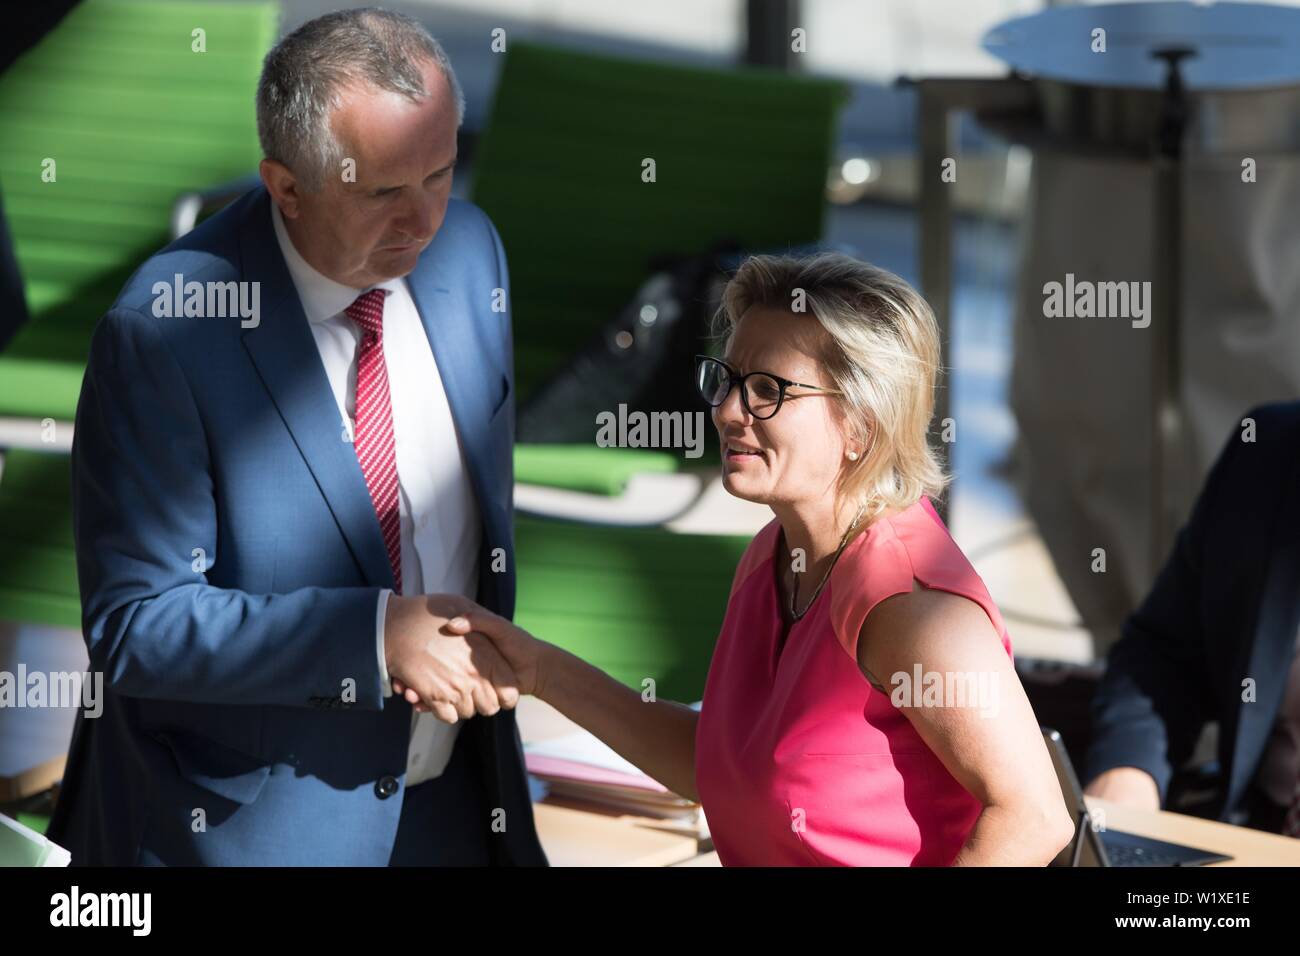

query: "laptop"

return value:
[1043, 727, 1231, 867]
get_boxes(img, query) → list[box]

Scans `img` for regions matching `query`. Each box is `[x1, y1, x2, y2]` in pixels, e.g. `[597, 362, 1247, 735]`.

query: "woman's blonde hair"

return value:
[711, 251, 950, 520]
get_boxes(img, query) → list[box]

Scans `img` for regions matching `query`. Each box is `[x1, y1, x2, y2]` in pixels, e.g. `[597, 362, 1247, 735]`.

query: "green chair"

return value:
[472, 42, 844, 502]
[0, 448, 79, 819]
[0, 450, 77, 629]
[471, 40, 848, 406]
[513, 514, 752, 702]
[513, 444, 680, 497]
[0, 0, 278, 425]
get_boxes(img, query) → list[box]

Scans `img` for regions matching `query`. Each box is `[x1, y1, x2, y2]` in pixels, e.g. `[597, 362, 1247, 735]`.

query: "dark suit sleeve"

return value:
[1083, 417, 1244, 802]
[485, 217, 514, 410]
[71, 307, 386, 709]
[485, 213, 517, 606]
[487, 213, 514, 467]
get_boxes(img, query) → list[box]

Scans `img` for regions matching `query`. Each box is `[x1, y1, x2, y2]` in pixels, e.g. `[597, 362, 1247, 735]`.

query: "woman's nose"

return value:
[714, 382, 750, 425]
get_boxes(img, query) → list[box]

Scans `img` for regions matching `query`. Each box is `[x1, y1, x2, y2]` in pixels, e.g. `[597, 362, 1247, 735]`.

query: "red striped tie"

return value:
[345, 288, 401, 593]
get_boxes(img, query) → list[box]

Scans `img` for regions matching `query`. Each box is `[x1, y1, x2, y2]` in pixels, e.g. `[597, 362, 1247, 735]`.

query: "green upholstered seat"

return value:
[513, 444, 680, 496]
[513, 514, 752, 701]
[470, 41, 848, 406]
[0, 0, 278, 422]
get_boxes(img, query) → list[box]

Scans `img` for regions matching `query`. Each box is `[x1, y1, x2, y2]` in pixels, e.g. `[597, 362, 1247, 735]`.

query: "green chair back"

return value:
[514, 514, 752, 701]
[471, 41, 847, 403]
[0, 450, 77, 628]
[0, 0, 278, 420]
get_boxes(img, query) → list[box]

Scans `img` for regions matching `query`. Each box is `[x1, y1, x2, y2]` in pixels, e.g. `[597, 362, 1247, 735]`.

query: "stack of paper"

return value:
[525, 722, 703, 826]
[0, 812, 70, 867]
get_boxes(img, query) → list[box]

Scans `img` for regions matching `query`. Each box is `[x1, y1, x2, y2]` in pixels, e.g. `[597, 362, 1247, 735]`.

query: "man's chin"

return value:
[367, 245, 423, 279]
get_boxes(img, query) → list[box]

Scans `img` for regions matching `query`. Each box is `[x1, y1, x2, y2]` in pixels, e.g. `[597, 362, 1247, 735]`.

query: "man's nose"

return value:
[396, 191, 438, 239]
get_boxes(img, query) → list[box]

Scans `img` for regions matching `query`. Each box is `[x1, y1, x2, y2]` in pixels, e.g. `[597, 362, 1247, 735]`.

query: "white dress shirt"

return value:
[271, 202, 482, 786]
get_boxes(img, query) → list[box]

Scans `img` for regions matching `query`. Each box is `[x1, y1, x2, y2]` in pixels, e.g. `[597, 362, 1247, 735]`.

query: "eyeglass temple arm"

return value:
[787, 382, 842, 394]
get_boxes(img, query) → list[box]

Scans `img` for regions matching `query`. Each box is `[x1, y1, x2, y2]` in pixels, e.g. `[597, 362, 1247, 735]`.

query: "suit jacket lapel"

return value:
[238, 189, 398, 592]
[405, 226, 527, 859]
[406, 240, 511, 595]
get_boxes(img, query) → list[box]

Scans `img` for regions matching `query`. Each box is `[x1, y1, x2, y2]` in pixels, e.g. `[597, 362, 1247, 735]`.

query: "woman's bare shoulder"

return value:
[857, 580, 1003, 677]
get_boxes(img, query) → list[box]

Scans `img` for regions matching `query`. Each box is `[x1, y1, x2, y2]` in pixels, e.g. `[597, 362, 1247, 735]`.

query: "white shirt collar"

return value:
[270, 200, 402, 324]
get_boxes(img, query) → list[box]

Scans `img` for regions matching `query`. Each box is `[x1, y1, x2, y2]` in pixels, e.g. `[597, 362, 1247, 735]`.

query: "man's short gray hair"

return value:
[256, 7, 465, 192]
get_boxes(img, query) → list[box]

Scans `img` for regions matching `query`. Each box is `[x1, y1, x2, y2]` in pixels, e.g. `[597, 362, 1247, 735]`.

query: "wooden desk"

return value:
[666, 798, 1300, 867]
[1084, 796, 1300, 866]
[533, 802, 703, 867]
[673, 850, 721, 866]
[516, 696, 709, 867]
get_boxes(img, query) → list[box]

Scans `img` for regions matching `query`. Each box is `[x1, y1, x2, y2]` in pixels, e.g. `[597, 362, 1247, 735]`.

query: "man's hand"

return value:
[392, 598, 551, 713]
[1082, 766, 1161, 811]
[383, 594, 521, 723]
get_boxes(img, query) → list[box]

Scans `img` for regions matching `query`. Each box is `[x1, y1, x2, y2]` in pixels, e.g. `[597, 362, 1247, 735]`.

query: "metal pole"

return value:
[919, 87, 955, 519]
[743, 0, 801, 71]
[912, 77, 1034, 521]
[1150, 47, 1195, 576]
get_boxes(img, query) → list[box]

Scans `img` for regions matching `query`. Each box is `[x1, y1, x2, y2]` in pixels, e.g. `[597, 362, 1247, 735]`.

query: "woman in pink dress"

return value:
[407, 252, 1073, 865]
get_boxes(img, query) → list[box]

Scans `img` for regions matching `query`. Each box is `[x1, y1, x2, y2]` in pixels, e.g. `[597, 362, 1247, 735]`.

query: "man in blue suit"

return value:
[1085, 401, 1300, 838]
[46, 8, 548, 865]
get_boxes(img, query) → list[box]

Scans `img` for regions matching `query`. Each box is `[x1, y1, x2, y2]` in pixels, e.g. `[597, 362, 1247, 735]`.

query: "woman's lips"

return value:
[725, 447, 765, 462]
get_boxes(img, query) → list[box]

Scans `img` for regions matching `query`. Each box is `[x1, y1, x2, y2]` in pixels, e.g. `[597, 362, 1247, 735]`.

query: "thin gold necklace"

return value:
[788, 501, 869, 621]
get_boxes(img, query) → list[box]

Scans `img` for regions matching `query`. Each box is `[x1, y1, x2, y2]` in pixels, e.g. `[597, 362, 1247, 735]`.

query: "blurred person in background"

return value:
[1086, 402, 1300, 839]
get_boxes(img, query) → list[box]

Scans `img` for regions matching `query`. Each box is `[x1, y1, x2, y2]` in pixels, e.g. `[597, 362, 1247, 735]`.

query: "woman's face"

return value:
[713, 305, 856, 508]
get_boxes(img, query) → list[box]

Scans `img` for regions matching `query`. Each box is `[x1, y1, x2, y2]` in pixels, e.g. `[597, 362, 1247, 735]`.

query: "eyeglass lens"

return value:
[697, 359, 783, 419]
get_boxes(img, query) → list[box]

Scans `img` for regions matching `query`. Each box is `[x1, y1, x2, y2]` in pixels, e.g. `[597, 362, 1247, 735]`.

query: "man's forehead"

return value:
[330, 77, 456, 173]
[334, 77, 450, 131]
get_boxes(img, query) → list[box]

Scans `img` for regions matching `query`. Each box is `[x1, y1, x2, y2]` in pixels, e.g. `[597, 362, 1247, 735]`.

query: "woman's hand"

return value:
[392, 599, 551, 712]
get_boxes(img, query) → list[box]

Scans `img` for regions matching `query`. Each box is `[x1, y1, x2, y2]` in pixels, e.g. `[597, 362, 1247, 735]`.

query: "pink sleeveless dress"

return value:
[694, 497, 1013, 866]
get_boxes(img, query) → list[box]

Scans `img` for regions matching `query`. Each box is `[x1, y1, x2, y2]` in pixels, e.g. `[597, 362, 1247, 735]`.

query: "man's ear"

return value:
[259, 158, 302, 218]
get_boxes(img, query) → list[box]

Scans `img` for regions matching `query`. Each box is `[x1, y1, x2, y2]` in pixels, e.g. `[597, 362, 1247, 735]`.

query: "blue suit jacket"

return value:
[46, 186, 548, 865]
[1086, 401, 1300, 825]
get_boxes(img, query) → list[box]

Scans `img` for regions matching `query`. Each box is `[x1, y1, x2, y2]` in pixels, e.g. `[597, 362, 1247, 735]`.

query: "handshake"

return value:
[381, 593, 548, 723]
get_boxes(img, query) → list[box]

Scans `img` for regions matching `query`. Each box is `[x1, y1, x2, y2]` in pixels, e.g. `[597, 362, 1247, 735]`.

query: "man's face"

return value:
[262, 58, 458, 289]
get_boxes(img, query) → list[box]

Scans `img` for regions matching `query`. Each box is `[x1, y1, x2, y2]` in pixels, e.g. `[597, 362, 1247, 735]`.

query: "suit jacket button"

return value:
[376, 775, 399, 799]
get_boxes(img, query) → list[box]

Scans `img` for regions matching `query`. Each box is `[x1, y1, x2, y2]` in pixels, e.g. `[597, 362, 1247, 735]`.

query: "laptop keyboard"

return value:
[1104, 841, 1187, 866]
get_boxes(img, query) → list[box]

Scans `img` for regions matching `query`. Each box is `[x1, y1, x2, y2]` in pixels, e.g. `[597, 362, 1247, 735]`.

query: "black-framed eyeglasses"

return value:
[694, 354, 843, 420]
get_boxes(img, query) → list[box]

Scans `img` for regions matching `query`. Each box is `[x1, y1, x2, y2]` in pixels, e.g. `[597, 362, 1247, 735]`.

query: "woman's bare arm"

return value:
[858, 582, 1076, 865]
[439, 604, 701, 801]
[539, 644, 701, 801]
